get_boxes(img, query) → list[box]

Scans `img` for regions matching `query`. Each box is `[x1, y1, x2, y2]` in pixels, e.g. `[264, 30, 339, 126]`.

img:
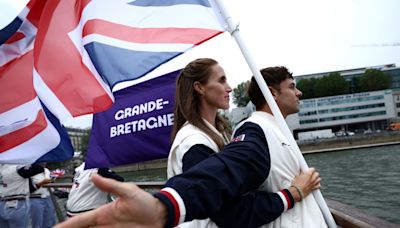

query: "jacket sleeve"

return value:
[211, 190, 293, 228]
[182, 144, 216, 172]
[17, 164, 44, 178]
[29, 178, 38, 193]
[154, 122, 295, 227]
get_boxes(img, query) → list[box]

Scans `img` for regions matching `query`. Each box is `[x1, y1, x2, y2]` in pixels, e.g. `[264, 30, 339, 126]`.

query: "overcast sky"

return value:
[0, 0, 29, 28]
[2, 0, 399, 128]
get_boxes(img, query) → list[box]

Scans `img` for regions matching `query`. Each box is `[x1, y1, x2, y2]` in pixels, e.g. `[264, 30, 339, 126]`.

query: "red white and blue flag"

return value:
[1, 0, 225, 164]
[0, 0, 73, 164]
[50, 168, 66, 179]
[34, 0, 225, 123]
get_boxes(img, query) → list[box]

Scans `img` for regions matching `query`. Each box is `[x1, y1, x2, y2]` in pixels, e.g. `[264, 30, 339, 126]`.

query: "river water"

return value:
[304, 144, 400, 224]
[119, 144, 400, 225]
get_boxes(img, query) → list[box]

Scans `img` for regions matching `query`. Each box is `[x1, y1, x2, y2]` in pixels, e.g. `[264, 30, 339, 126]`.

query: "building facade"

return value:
[296, 90, 395, 133]
[393, 91, 400, 121]
[66, 127, 89, 152]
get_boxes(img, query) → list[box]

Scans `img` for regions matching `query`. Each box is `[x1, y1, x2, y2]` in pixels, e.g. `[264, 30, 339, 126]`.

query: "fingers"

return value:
[306, 167, 316, 174]
[91, 174, 126, 197]
[310, 169, 321, 190]
[54, 210, 99, 228]
[91, 174, 137, 198]
[312, 171, 319, 181]
[311, 177, 322, 190]
[297, 167, 317, 180]
[304, 167, 319, 181]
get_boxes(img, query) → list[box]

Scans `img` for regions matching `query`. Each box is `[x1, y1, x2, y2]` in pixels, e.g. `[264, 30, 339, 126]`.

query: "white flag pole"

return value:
[212, 0, 337, 227]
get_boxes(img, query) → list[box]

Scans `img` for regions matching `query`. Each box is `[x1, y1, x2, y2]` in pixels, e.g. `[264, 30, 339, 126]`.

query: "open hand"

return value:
[55, 174, 167, 228]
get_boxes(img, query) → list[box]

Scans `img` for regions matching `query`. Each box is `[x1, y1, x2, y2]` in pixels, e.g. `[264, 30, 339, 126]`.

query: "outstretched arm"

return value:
[55, 174, 167, 228]
[57, 123, 269, 227]
[57, 123, 321, 228]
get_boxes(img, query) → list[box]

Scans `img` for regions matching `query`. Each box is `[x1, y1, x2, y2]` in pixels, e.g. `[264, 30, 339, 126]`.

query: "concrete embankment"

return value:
[113, 158, 168, 173]
[299, 131, 400, 154]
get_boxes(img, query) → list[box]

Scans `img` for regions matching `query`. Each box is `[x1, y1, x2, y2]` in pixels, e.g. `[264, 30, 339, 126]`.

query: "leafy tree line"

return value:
[296, 69, 393, 99]
[297, 72, 349, 99]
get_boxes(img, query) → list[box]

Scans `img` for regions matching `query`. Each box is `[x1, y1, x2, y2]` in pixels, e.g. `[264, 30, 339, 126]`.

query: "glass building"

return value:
[296, 90, 395, 132]
[66, 127, 89, 152]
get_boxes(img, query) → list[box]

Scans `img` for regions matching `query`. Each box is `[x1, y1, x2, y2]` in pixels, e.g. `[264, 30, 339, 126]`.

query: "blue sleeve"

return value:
[17, 164, 44, 178]
[160, 122, 282, 224]
[29, 178, 37, 193]
[182, 144, 216, 172]
[212, 191, 285, 228]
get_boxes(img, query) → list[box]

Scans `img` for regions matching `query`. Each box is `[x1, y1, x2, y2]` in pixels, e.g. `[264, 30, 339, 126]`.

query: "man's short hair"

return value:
[247, 66, 293, 109]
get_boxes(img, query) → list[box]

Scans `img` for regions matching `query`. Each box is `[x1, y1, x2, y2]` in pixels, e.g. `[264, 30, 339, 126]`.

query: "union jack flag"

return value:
[34, 0, 225, 122]
[0, 0, 73, 164]
[50, 168, 66, 179]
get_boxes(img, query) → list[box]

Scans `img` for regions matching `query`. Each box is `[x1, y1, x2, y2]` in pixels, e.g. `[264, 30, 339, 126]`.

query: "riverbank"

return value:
[113, 158, 168, 173]
[299, 131, 400, 153]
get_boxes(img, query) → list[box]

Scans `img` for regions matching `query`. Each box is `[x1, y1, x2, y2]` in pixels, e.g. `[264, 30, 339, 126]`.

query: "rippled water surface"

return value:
[304, 144, 400, 224]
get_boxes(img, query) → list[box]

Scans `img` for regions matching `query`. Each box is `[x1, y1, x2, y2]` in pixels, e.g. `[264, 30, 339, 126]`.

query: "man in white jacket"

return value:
[237, 66, 326, 227]
[66, 162, 124, 217]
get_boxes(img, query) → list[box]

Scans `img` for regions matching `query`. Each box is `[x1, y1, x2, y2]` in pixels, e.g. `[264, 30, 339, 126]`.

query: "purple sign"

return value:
[85, 70, 179, 168]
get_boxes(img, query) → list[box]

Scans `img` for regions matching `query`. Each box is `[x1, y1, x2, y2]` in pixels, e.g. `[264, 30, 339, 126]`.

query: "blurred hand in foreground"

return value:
[55, 174, 167, 228]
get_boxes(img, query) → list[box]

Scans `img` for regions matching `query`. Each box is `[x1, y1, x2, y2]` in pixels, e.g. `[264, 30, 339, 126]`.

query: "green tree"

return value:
[297, 78, 318, 99]
[355, 69, 393, 92]
[314, 72, 349, 97]
[232, 80, 250, 107]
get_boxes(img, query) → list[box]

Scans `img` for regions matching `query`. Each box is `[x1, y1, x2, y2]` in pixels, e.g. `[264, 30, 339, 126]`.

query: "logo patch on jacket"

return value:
[231, 134, 245, 142]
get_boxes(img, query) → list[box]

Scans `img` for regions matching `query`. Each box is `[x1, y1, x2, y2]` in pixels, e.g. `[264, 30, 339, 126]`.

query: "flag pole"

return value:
[212, 0, 337, 227]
